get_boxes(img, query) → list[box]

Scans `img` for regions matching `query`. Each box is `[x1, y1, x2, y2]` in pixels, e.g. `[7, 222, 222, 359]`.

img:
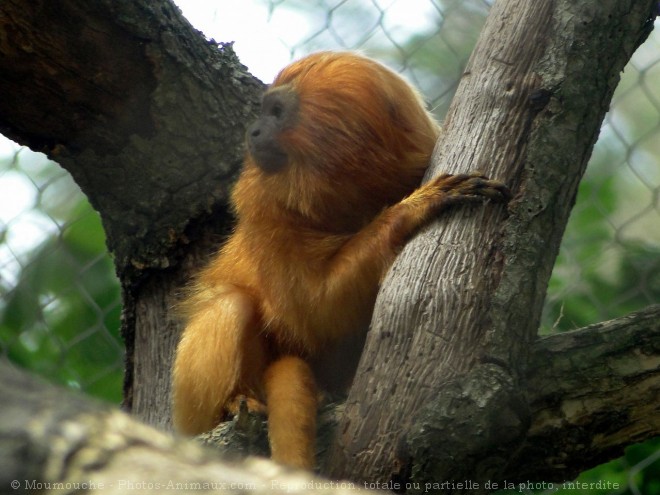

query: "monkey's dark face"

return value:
[247, 86, 298, 174]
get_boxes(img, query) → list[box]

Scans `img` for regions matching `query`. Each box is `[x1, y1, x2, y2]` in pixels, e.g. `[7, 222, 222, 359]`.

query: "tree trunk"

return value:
[325, 0, 658, 487]
[0, 0, 263, 430]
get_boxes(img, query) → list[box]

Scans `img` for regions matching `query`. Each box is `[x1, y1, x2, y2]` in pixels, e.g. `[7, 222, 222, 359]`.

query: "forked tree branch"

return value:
[327, 0, 658, 486]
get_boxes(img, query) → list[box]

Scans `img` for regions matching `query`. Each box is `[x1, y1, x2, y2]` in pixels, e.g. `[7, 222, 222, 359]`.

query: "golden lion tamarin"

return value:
[172, 51, 509, 469]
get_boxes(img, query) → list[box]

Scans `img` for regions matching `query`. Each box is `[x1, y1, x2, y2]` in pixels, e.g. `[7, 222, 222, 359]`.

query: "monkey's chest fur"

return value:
[201, 221, 376, 358]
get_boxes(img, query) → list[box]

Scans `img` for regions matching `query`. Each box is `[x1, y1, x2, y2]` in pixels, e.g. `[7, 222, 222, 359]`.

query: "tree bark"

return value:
[0, 0, 263, 430]
[517, 304, 660, 482]
[0, 360, 371, 495]
[325, 0, 658, 487]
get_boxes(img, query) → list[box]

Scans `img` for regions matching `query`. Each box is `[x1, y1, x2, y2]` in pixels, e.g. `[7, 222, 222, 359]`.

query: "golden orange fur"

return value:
[172, 51, 508, 469]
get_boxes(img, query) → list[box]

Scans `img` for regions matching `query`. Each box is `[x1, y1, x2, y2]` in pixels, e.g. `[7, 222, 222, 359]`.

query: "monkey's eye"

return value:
[270, 102, 284, 119]
[260, 88, 297, 125]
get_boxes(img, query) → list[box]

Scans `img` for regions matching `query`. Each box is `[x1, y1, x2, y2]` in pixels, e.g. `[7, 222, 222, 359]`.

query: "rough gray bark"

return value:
[325, 0, 659, 487]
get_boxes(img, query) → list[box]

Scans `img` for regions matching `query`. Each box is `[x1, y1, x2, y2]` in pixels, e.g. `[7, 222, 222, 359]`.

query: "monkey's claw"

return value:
[445, 172, 511, 202]
[470, 177, 512, 202]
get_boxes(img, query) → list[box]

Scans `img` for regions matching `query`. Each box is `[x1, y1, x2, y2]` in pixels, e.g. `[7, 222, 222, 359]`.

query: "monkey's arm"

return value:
[318, 173, 509, 334]
[384, 172, 509, 247]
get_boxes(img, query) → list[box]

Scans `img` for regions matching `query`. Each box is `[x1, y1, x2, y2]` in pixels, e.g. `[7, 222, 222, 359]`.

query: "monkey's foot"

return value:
[226, 394, 267, 417]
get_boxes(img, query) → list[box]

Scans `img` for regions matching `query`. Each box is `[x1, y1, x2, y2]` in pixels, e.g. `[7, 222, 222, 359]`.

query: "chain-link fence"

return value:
[0, 142, 123, 402]
[1, 0, 658, 492]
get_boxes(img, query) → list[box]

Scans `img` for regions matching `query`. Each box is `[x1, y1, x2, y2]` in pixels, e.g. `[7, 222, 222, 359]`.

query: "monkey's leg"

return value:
[172, 288, 262, 435]
[264, 356, 318, 470]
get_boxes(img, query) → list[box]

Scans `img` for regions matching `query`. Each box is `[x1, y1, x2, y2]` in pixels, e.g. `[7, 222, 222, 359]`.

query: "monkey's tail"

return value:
[172, 291, 256, 435]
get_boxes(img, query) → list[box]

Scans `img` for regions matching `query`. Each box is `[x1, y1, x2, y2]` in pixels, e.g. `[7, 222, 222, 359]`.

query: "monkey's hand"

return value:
[312, 171, 510, 345]
[417, 171, 511, 207]
[383, 171, 510, 247]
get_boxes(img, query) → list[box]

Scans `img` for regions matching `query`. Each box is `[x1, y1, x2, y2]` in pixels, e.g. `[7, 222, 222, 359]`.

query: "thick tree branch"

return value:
[0, 360, 372, 495]
[0, 0, 261, 277]
[516, 304, 660, 481]
[0, 0, 263, 428]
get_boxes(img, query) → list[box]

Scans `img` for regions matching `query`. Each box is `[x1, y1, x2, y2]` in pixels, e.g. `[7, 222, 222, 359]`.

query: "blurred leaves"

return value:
[0, 146, 122, 403]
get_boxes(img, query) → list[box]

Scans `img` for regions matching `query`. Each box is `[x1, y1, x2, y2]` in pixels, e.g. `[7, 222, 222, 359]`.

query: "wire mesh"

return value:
[0, 141, 124, 402]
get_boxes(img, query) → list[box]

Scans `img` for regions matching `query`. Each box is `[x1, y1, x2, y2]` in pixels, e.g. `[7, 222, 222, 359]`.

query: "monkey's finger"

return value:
[432, 171, 503, 190]
[451, 177, 511, 201]
[474, 180, 512, 202]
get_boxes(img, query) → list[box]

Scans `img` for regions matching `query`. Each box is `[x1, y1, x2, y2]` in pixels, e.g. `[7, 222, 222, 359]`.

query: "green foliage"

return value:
[542, 174, 660, 333]
[494, 438, 660, 494]
[0, 149, 122, 403]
